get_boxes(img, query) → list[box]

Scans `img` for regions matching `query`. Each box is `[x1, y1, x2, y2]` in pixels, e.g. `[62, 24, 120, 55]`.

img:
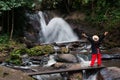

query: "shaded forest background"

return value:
[0, 0, 120, 48]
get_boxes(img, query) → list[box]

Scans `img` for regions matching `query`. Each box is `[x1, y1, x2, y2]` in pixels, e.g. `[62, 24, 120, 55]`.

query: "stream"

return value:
[1, 47, 119, 80]
[2, 11, 119, 80]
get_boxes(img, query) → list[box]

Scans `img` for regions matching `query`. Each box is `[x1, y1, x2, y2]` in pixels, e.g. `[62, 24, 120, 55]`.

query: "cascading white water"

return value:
[77, 54, 91, 67]
[32, 11, 98, 80]
[38, 11, 79, 43]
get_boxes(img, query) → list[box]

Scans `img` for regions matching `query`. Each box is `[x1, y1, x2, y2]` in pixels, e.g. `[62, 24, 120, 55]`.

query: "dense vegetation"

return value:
[0, 0, 120, 36]
[0, 0, 120, 65]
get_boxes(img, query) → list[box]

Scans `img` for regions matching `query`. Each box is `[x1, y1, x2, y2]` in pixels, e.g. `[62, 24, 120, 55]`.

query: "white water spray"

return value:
[77, 54, 91, 67]
[38, 11, 78, 43]
[44, 55, 56, 67]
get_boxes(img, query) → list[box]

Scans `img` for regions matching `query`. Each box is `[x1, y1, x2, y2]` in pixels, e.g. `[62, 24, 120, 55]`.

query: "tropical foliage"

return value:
[0, 0, 119, 38]
[5, 44, 54, 65]
[0, 0, 42, 40]
[0, 0, 41, 11]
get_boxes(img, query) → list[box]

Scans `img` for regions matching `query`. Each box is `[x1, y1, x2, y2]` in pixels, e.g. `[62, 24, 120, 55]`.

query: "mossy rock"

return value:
[27, 45, 54, 56]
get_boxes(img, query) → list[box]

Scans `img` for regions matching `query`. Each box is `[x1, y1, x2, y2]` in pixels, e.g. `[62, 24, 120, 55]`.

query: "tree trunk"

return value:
[64, 0, 74, 13]
[10, 9, 14, 40]
[7, 11, 10, 33]
[0, 12, 4, 33]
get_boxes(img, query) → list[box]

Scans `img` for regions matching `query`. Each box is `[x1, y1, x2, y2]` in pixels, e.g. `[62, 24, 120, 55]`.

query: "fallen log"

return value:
[27, 66, 105, 76]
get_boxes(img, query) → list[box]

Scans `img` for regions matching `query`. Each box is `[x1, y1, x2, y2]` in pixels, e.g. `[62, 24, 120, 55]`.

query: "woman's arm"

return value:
[99, 32, 108, 42]
[82, 33, 88, 38]
[82, 33, 93, 42]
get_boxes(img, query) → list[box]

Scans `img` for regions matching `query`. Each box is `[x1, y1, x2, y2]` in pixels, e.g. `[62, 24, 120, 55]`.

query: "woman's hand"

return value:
[82, 33, 88, 38]
[104, 32, 108, 36]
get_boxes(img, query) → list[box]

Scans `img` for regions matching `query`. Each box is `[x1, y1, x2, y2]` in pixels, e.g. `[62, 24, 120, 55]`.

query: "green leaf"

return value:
[32, 3, 36, 8]
[38, 0, 42, 2]
[84, 0, 89, 4]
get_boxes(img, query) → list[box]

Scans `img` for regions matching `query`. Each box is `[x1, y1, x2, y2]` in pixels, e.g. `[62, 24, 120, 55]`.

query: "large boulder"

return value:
[97, 67, 120, 80]
[0, 66, 34, 80]
[55, 54, 78, 63]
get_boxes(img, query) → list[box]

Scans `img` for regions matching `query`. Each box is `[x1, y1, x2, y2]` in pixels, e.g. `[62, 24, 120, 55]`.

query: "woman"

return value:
[82, 32, 108, 67]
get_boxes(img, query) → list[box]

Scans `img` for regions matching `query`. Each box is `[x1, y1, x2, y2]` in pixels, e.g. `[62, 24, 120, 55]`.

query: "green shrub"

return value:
[27, 45, 54, 56]
[0, 34, 9, 44]
[6, 53, 22, 65]
[5, 45, 54, 65]
[5, 48, 28, 65]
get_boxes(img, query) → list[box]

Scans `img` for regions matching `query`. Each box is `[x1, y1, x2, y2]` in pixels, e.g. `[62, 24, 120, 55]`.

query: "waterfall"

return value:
[38, 11, 79, 43]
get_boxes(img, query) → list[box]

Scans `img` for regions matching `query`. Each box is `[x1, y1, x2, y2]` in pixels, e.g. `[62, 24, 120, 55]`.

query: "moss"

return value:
[61, 47, 69, 53]
[27, 45, 54, 56]
[5, 44, 54, 65]
[6, 51, 22, 65]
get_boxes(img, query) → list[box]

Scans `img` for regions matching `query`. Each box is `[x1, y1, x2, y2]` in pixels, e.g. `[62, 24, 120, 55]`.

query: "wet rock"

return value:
[102, 53, 120, 60]
[98, 67, 120, 80]
[0, 66, 34, 80]
[33, 74, 63, 80]
[68, 63, 81, 69]
[102, 54, 112, 60]
[102, 47, 120, 54]
[53, 62, 81, 70]
[30, 55, 49, 66]
[22, 37, 40, 48]
[55, 54, 78, 63]
[24, 12, 41, 43]
[102, 48, 120, 59]
[109, 48, 120, 54]
[53, 62, 66, 69]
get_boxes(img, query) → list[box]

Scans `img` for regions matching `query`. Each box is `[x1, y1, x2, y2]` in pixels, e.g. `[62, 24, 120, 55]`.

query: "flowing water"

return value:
[29, 11, 120, 80]
[1, 11, 119, 80]
[38, 11, 78, 43]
